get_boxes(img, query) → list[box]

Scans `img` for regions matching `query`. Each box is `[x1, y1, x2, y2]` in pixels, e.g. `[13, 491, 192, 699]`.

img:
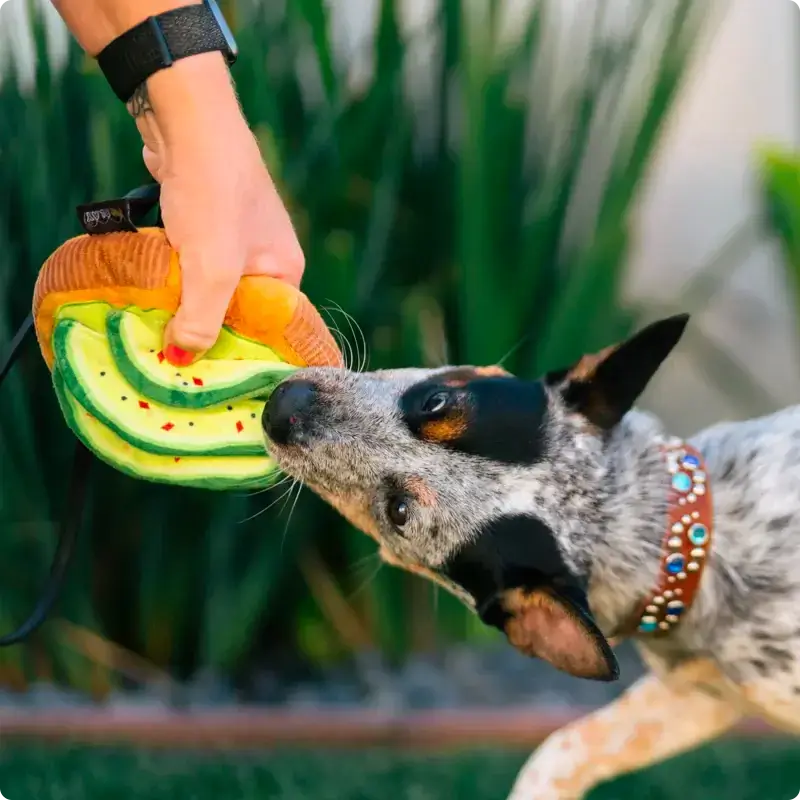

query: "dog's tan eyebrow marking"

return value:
[472, 365, 510, 378]
[439, 366, 510, 385]
[419, 411, 469, 443]
[404, 476, 437, 506]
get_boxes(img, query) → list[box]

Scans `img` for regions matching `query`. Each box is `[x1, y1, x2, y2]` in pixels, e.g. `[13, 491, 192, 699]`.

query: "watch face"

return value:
[205, 0, 239, 64]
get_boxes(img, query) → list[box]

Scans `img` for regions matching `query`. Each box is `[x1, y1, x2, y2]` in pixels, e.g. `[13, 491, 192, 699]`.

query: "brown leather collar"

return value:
[618, 437, 713, 638]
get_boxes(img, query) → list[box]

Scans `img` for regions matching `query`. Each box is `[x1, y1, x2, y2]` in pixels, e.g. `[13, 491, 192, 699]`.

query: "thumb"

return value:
[163, 249, 240, 365]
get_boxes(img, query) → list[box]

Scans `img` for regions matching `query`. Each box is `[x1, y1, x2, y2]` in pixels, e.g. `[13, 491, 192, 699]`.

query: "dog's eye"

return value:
[422, 391, 449, 414]
[387, 495, 410, 529]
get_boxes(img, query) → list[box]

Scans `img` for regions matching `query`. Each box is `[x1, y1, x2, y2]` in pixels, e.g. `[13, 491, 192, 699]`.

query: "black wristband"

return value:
[96, 1, 238, 104]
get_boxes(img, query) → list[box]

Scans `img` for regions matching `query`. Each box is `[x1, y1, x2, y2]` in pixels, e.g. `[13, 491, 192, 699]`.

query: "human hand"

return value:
[130, 53, 305, 366]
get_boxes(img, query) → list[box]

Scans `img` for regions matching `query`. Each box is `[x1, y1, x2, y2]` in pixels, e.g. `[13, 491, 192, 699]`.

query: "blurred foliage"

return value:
[758, 144, 800, 322]
[0, 0, 720, 694]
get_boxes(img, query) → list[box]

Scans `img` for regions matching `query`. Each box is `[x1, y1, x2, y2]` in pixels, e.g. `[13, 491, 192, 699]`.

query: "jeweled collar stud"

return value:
[635, 437, 713, 636]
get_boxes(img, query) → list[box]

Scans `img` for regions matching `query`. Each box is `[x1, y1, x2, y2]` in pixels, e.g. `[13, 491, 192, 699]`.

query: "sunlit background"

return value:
[0, 0, 799, 797]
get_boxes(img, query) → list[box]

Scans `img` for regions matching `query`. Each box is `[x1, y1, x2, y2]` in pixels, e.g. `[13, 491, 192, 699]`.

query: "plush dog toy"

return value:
[33, 198, 342, 490]
[0, 183, 342, 645]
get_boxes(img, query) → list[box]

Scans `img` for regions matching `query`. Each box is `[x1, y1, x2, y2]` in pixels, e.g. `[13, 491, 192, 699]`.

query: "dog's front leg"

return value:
[507, 666, 741, 799]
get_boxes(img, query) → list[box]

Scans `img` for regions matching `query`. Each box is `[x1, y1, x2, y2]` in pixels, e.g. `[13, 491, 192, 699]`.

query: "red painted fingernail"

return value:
[164, 344, 194, 367]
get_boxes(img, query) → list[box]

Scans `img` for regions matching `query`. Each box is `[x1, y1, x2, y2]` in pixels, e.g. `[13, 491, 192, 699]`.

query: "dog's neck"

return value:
[584, 410, 694, 637]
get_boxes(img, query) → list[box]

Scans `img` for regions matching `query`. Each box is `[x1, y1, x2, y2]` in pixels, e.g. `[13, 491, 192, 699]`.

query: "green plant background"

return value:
[1, 740, 800, 800]
[0, 0, 798, 698]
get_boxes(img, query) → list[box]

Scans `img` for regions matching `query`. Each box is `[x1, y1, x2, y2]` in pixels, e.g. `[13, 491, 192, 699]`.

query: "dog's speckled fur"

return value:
[262, 317, 800, 798]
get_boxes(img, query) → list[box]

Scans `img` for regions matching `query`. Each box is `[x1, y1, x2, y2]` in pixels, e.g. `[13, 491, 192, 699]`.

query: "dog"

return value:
[261, 313, 800, 798]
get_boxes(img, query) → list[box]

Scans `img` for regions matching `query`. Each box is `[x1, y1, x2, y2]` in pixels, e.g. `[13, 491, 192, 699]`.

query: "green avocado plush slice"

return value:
[54, 301, 297, 409]
[106, 307, 296, 408]
[52, 318, 276, 457]
[52, 370, 280, 490]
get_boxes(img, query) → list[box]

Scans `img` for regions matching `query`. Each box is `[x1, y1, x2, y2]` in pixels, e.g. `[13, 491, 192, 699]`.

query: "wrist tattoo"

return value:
[127, 83, 154, 119]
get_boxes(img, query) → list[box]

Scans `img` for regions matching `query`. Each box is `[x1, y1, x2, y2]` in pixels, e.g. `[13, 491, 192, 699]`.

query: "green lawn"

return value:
[0, 740, 797, 799]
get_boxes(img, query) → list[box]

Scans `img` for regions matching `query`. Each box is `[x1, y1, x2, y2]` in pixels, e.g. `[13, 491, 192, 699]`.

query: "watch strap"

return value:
[97, 3, 236, 104]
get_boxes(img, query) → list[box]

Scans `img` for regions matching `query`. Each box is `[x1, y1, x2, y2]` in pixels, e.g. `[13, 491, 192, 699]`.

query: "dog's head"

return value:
[262, 315, 689, 681]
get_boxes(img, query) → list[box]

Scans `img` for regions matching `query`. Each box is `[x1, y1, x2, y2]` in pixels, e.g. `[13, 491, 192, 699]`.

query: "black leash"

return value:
[0, 443, 92, 646]
[0, 313, 33, 386]
[0, 313, 91, 646]
[0, 183, 163, 646]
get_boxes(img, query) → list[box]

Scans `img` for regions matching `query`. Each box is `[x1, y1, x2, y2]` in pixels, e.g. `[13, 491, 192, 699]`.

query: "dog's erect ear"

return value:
[481, 585, 619, 681]
[545, 314, 689, 430]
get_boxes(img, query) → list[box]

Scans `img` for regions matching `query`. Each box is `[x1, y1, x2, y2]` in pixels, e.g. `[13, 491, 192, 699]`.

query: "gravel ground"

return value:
[0, 641, 648, 711]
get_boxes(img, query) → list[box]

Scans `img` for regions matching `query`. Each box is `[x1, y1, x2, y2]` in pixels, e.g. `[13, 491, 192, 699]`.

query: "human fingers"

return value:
[162, 243, 242, 365]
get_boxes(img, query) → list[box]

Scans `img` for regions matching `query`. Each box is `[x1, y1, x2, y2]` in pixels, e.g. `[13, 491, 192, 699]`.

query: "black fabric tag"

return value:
[76, 183, 163, 235]
[76, 198, 140, 235]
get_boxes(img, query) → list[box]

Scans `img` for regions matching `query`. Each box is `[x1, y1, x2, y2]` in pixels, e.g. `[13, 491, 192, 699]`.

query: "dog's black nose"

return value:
[263, 379, 317, 445]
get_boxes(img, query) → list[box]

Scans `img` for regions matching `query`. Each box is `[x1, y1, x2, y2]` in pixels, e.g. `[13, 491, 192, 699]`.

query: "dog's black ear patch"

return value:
[545, 314, 689, 430]
[441, 514, 618, 682]
[399, 373, 548, 465]
[443, 514, 569, 594]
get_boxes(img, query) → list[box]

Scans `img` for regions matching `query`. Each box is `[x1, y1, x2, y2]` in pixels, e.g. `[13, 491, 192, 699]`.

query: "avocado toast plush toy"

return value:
[35, 226, 342, 490]
[0, 183, 342, 645]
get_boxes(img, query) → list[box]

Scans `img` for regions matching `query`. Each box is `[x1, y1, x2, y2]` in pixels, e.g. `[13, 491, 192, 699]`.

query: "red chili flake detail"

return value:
[192, 377, 204, 386]
[139, 400, 150, 409]
[157, 350, 166, 364]
[235, 421, 244, 433]
[162, 422, 174, 432]
[174, 457, 181, 463]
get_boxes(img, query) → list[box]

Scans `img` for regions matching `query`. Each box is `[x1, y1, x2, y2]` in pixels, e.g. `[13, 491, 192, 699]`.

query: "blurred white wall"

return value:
[629, 0, 800, 432]
[2, 0, 799, 432]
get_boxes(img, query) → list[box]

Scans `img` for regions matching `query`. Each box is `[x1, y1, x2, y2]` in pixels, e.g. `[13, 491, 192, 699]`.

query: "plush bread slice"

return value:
[33, 227, 343, 370]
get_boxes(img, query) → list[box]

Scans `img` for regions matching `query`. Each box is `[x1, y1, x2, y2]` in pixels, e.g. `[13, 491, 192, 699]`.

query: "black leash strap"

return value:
[0, 313, 33, 386]
[0, 182, 163, 646]
[0, 443, 92, 646]
[0, 313, 91, 646]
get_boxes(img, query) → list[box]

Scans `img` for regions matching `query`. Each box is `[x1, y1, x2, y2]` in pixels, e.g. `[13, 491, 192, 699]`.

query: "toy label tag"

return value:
[76, 200, 140, 235]
[76, 185, 162, 236]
